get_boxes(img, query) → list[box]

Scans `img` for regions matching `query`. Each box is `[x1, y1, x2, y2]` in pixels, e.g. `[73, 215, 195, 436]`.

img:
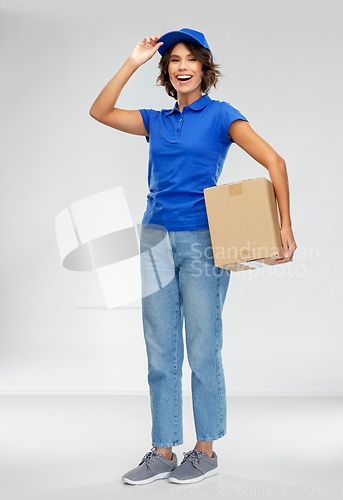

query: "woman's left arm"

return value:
[228, 120, 297, 264]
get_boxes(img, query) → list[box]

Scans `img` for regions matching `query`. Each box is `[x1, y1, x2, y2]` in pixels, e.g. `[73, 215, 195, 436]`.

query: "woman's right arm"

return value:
[89, 35, 163, 136]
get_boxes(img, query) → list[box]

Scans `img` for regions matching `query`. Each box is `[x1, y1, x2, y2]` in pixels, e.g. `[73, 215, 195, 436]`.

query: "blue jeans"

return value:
[139, 226, 231, 447]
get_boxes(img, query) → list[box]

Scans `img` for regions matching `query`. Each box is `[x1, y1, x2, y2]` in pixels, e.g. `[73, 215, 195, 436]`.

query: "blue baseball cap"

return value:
[157, 28, 212, 58]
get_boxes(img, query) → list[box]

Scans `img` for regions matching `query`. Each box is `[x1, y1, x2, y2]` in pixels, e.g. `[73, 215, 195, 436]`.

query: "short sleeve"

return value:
[139, 109, 151, 143]
[216, 102, 248, 144]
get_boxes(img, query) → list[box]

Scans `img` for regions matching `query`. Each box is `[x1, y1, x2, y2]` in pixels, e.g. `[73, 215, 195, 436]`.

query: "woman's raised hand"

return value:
[128, 36, 164, 67]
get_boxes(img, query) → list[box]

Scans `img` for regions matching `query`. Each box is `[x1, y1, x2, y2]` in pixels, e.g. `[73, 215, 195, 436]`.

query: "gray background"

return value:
[1, 0, 342, 394]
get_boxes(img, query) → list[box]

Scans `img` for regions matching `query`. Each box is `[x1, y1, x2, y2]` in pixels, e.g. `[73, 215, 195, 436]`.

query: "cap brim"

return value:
[157, 31, 204, 56]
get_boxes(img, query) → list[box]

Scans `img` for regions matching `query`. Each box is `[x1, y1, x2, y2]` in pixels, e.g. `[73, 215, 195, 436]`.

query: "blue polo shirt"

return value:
[139, 94, 248, 231]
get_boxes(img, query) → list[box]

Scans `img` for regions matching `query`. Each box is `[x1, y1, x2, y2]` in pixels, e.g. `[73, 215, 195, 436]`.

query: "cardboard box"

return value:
[204, 177, 289, 272]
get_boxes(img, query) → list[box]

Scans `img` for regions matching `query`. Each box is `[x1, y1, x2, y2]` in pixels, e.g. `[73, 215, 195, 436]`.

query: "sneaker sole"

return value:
[122, 471, 173, 485]
[168, 466, 218, 484]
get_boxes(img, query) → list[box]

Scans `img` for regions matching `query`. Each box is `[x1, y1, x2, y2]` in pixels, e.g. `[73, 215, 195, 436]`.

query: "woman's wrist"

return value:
[281, 219, 292, 229]
[126, 56, 141, 72]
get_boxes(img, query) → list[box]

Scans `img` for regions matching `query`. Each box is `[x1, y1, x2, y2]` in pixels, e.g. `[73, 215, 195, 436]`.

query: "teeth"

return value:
[177, 76, 191, 81]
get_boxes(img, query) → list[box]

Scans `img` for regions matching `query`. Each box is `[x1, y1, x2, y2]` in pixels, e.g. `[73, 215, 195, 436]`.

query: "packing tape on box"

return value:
[241, 261, 270, 269]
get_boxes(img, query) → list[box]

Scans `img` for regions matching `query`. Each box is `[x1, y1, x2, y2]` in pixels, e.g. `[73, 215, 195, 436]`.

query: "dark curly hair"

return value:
[156, 41, 222, 100]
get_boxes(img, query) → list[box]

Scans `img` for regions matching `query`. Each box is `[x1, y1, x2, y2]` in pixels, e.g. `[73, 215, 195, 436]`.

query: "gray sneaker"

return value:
[122, 447, 178, 485]
[168, 449, 218, 484]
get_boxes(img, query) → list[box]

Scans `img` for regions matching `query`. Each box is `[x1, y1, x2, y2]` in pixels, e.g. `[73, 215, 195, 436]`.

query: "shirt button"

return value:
[180, 119, 182, 122]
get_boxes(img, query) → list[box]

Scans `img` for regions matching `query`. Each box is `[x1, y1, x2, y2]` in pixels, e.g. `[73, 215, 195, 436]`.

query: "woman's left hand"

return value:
[275, 224, 297, 264]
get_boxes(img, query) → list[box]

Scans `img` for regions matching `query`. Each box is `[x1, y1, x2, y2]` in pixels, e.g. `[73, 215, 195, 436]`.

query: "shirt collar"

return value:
[166, 94, 211, 116]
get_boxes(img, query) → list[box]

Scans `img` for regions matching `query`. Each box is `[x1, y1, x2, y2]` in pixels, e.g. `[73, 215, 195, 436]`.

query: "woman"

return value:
[89, 28, 297, 485]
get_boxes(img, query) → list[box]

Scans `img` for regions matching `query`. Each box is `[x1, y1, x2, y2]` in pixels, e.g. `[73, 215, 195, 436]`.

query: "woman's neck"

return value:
[177, 91, 203, 113]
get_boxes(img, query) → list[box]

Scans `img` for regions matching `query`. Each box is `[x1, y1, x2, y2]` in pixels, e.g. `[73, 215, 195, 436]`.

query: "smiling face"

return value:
[168, 42, 204, 101]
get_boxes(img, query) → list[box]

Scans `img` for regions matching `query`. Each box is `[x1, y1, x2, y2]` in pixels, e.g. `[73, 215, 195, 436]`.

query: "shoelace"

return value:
[138, 447, 160, 468]
[180, 449, 205, 467]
